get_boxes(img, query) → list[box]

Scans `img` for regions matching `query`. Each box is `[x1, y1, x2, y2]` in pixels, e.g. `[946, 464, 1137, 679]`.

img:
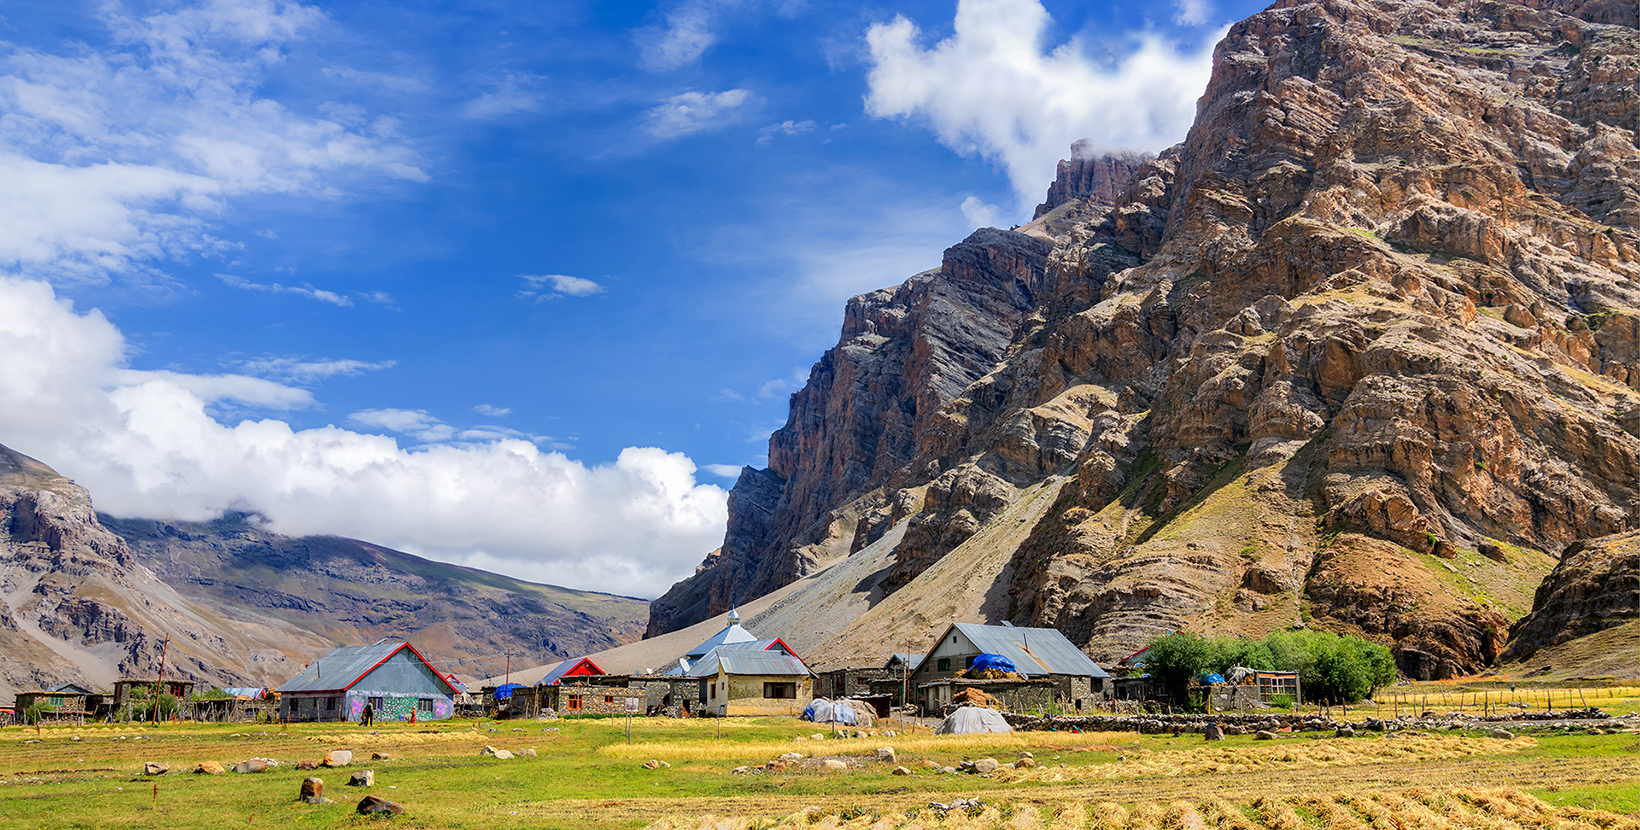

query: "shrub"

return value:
[1144, 630, 1395, 705]
[23, 702, 54, 724]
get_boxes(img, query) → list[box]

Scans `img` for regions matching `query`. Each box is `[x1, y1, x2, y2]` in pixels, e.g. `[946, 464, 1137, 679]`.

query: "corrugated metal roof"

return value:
[684, 622, 759, 659]
[940, 624, 1111, 679]
[276, 641, 457, 694]
[539, 657, 604, 686]
[885, 653, 917, 668]
[685, 648, 811, 678]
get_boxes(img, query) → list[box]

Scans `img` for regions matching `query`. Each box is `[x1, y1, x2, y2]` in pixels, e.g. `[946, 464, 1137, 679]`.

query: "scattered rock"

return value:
[1489, 729, 1515, 740]
[305, 796, 334, 805]
[731, 766, 753, 775]
[1336, 727, 1356, 738]
[778, 752, 803, 762]
[892, 764, 912, 775]
[941, 766, 956, 775]
[921, 760, 940, 770]
[299, 777, 324, 801]
[371, 752, 391, 761]
[356, 795, 403, 815]
[493, 750, 515, 760]
[234, 759, 269, 774]
[876, 747, 897, 764]
[1016, 757, 1038, 768]
[194, 761, 224, 775]
[810, 733, 825, 741]
[971, 758, 999, 775]
[322, 750, 352, 767]
[642, 759, 671, 770]
[520, 748, 536, 757]
[822, 759, 848, 771]
[296, 760, 318, 771]
[1204, 723, 1225, 741]
[1255, 731, 1277, 741]
[480, 746, 499, 757]
[349, 770, 375, 787]
[143, 762, 168, 776]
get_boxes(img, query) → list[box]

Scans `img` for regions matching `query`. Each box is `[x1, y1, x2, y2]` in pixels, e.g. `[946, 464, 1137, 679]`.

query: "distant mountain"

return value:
[0, 442, 648, 700]
[105, 513, 649, 684]
[649, 0, 1640, 681]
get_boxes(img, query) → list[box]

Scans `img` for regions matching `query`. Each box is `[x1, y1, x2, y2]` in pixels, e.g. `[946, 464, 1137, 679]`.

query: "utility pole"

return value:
[505, 651, 512, 687]
[153, 636, 171, 724]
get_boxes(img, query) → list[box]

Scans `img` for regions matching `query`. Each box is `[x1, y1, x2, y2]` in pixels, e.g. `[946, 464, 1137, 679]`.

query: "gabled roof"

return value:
[915, 623, 1110, 679]
[277, 641, 458, 695]
[46, 683, 93, 695]
[717, 638, 798, 658]
[538, 657, 605, 686]
[684, 620, 760, 660]
[884, 653, 917, 669]
[684, 647, 812, 678]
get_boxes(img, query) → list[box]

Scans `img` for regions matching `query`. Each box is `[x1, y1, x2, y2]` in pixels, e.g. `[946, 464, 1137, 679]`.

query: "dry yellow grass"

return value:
[598, 730, 1136, 761]
[996, 735, 1536, 782]
[643, 790, 1640, 830]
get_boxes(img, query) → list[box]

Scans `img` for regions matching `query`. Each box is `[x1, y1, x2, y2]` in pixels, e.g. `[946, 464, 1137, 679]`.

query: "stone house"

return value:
[277, 640, 458, 723]
[909, 623, 1110, 712]
[687, 644, 814, 716]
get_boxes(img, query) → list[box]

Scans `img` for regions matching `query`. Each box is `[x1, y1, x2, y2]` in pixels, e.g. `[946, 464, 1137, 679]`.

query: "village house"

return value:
[14, 683, 96, 723]
[662, 609, 813, 716]
[911, 623, 1110, 713]
[277, 639, 458, 723]
[815, 653, 917, 714]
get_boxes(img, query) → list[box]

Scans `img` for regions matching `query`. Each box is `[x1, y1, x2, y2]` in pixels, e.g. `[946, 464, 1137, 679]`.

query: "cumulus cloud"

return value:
[519, 273, 605, 299]
[472, 404, 512, 418]
[0, 275, 729, 597]
[755, 119, 816, 147]
[864, 0, 1218, 211]
[960, 196, 1007, 229]
[646, 89, 754, 140]
[0, 0, 426, 284]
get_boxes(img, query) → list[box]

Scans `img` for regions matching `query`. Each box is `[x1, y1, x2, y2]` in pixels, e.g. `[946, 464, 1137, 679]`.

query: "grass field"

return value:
[0, 715, 1635, 830]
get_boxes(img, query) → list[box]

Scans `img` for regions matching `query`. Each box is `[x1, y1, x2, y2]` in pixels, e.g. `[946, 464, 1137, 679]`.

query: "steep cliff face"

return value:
[1504, 531, 1640, 660]
[651, 0, 1640, 679]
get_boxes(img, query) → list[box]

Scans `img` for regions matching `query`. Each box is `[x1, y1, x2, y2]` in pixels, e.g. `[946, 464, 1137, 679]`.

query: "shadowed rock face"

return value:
[651, 0, 1640, 678]
[1505, 531, 1640, 660]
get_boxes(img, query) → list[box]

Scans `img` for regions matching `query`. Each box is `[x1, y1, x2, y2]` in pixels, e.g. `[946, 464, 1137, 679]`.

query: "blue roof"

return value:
[684, 621, 759, 660]
[685, 648, 811, 678]
[276, 641, 457, 695]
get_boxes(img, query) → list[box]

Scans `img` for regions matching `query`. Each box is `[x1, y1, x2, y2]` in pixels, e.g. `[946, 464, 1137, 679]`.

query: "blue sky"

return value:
[0, 0, 1263, 597]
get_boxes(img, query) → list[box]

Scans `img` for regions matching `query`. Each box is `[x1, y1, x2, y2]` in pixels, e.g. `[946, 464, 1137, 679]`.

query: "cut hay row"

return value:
[998, 735, 1536, 782]
[600, 731, 1138, 761]
[641, 789, 1640, 830]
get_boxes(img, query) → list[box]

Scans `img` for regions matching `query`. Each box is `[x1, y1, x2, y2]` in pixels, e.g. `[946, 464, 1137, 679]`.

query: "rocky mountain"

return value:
[649, 0, 1640, 679]
[0, 443, 648, 700]
[1505, 530, 1639, 664]
[106, 514, 649, 684]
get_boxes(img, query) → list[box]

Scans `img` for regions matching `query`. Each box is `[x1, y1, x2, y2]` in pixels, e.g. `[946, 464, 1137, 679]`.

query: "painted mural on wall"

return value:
[346, 691, 453, 721]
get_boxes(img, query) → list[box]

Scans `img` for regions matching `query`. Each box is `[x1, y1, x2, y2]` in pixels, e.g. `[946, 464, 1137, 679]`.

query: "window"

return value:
[326, 696, 336, 711]
[417, 698, 433, 714]
[603, 695, 613, 704]
[369, 697, 383, 710]
[965, 655, 977, 668]
[936, 658, 951, 672]
[567, 695, 583, 711]
[763, 682, 796, 699]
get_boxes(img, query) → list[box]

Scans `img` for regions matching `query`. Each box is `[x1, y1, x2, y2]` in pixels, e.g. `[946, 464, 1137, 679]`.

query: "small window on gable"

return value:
[937, 658, 951, 672]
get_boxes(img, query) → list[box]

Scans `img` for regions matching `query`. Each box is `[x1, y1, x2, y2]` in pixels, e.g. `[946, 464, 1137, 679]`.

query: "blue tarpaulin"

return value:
[493, 683, 526, 700]
[969, 653, 1018, 674]
[1195, 672, 1226, 685]
[800, 699, 858, 725]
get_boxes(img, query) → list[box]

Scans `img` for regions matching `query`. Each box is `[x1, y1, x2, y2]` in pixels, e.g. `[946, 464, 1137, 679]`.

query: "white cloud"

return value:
[218, 273, 355, 306]
[242, 357, 397, 383]
[755, 119, 816, 147]
[322, 65, 429, 94]
[0, 0, 425, 284]
[473, 404, 512, 418]
[864, 0, 1218, 212]
[960, 196, 1007, 229]
[702, 463, 744, 479]
[1173, 0, 1212, 26]
[461, 74, 544, 119]
[636, 0, 749, 71]
[646, 89, 754, 140]
[0, 275, 729, 598]
[519, 273, 605, 299]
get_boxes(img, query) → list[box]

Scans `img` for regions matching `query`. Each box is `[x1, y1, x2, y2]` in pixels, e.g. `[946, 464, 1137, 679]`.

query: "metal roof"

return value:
[884, 653, 917, 669]
[917, 624, 1109, 679]
[276, 641, 457, 694]
[684, 621, 760, 659]
[538, 657, 604, 686]
[685, 648, 812, 678]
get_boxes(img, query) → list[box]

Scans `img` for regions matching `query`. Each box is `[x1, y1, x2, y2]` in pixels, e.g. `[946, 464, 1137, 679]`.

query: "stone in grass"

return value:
[1489, 729, 1515, 740]
[1255, 731, 1277, 741]
[1204, 723, 1225, 741]
[297, 760, 318, 770]
[356, 795, 403, 815]
[778, 752, 803, 762]
[493, 750, 515, 760]
[300, 777, 325, 801]
[822, 759, 848, 771]
[194, 761, 224, 775]
[1016, 757, 1038, 769]
[322, 750, 352, 767]
[876, 747, 897, 764]
[891, 766, 912, 776]
[971, 758, 999, 774]
[234, 759, 269, 774]
[520, 748, 537, 758]
[348, 770, 375, 787]
[811, 733, 826, 741]
[371, 752, 392, 761]
[143, 762, 168, 775]
[921, 760, 940, 770]
[1335, 727, 1356, 738]
[642, 759, 671, 770]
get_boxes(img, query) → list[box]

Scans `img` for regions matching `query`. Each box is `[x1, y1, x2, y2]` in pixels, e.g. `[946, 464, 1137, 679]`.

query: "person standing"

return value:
[361, 703, 374, 727]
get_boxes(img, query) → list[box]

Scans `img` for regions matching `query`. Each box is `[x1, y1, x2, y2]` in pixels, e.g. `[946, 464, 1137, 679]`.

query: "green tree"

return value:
[1143, 633, 1217, 702]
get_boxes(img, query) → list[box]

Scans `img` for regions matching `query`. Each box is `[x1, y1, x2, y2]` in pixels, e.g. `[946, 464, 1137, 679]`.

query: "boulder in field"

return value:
[876, 747, 897, 764]
[234, 759, 269, 774]
[356, 795, 403, 815]
[892, 766, 911, 776]
[299, 777, 324, 801]
[348, 770, 375, 787]
[1255, 731, 1277, 741]
[971, 758, 999, 774]
[143, 762, 168, 776]
[322, 750, 352, 767]
[194, 761, 224, 775]
[822, 759, 848, 771]
[641, 759, 671, 770]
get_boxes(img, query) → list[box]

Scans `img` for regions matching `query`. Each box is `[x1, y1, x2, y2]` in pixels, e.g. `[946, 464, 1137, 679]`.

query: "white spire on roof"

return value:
[727, 607, 740, 625]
